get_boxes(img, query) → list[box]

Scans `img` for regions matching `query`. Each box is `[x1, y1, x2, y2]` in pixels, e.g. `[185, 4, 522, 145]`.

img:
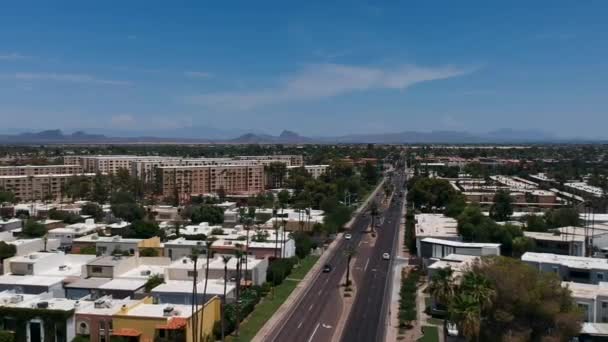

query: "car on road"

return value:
[382, 253, 390, 260]
[322, 264, 333, 273]
[344, 233, 352, 240]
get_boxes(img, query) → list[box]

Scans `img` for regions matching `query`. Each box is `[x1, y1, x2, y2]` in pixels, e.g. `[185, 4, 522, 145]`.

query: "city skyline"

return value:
[1, 2, 607, 138]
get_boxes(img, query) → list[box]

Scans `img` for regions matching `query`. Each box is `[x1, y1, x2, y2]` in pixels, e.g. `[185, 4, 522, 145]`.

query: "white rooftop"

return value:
[421, 237, 501, 248]
[151, 279, 234, 296]
[524, 231, 586, 242]
[99, 278, 147, 291]
[207, 256, 264, 270]
[415, 214, 458, 238]
[120, 303, 195, 318]
[522, 252, 608, 271]
[0, 274, 65, 287]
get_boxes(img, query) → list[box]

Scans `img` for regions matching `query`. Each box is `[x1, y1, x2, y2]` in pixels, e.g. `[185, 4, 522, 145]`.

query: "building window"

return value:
[599, 273, 604, 281]
[91, 266, 103, 273]
[187, 271, 198, 277]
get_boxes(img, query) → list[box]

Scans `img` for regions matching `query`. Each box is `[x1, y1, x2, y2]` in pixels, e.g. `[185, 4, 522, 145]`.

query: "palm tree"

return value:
[273, 207, 279, 258]
[429, 267, 455, 311]
[233, 246, 245, 337]
[344, 246, 356, 286]
[199, 237, 216, 342]
[460, 272, 495, 310]
[450, 293, 481, 342]
[189, 249, 201, 342]
[369, 201, 379, 233]
[243, 207, 256, 285]
[220, 255, 232, 342]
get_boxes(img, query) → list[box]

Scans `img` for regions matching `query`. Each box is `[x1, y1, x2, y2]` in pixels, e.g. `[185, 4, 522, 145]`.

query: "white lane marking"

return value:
[307, 323, 321, 342]
[358, 240, 363, 247]
[308, 303, 314, 312]
[324, 278, 329, 285]
[318, 289, 322, 296]
[364, 258, 370, 272]
[297, 321, 303, 329]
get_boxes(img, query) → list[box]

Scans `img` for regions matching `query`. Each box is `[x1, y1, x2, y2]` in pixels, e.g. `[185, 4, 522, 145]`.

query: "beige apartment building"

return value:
[157, 164, 264, 198]
[235, 155, 304, 167]
[0, 164, 83, 177]
[0, 173, 96, 201]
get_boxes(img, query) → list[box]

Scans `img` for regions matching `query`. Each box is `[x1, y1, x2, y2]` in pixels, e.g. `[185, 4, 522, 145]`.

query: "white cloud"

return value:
[14, 72, 131, 86]
[184, 71, 212, 78]
[181, 63, 474, 110]
[0, 53, 29, 60]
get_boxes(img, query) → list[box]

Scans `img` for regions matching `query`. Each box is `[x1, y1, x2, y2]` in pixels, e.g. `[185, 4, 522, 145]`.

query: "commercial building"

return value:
[522, 252, 608, 284]
[0, 173, 97, 202]
[418, 238, 501, 264]
[563, 281, 608, 323]
[206, 256, 268, 286]
[286, 165, 329, 179]
[156, 164, 265, 198]
[523, 231, 586, 256]
[414, 214, 459, 253]
[427, 254, 480, 280]
[0, 164, 82, 177]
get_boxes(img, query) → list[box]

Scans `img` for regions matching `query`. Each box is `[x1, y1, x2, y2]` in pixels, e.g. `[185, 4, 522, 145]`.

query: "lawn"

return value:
[418, 325, 440, 342]
[229, 255, 320, 341]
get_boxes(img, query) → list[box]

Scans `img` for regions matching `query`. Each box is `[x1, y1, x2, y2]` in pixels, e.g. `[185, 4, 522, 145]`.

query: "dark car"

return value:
[322, 264, 332, 273]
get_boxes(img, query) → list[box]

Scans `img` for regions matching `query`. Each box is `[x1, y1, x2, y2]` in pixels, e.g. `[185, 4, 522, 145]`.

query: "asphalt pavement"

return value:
[341, 174, 405, 342]
[265, 172, 405, 342]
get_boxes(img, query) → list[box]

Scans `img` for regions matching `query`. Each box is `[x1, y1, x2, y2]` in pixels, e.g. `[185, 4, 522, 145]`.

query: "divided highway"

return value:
[265, 171, 406, 342]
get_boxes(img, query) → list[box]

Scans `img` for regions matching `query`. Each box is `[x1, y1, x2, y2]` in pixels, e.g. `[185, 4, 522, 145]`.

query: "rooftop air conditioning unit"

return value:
[10, 295, 23, 304]
[29, 254, 38, 259]
[182, 259, 188, 264]
[91, 234, 98, 240]
[112, 236, 120, 241]
[140, 270, 151, 276]
[163, 306, 174, 316]
[36, 301, 49, 309]
[58, 265, 68, 271]
[94, 299, 106, 308]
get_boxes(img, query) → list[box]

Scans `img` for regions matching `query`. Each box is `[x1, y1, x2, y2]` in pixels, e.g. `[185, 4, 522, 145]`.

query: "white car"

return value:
[344, 233, 352, 240]
[382, 253, 390, 260]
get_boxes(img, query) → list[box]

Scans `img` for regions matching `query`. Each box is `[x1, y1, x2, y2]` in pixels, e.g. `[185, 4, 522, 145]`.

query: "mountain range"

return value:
[0, 128, 598, 144]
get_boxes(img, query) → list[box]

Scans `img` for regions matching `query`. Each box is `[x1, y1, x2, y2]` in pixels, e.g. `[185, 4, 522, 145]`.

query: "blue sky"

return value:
[0, 1, 607, 137]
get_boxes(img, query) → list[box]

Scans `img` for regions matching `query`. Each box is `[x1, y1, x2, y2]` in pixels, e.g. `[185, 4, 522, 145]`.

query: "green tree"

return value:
[545, 208, 580, 228]
[0, 188, 16, 204]
[111, 203, 145, 222]
[524, 214, 547, 232]
[80, 203, 105, 222]
[468, 256, 581, 341]
[0, 242, 16, 262]
[190, 205, 224, 225]
[22, 219, 46, 238]
[429, 267, 455, 310]
[512, 236, 536, 257]
[125, 220, 160, 239]
[144, 274, 164, 292]
[344, 246, 356, 286]
[489, 190, 513, 222]
[449, 293, 481, 342]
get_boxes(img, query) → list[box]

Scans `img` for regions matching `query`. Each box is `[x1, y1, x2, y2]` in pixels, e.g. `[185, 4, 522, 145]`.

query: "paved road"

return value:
[266, 185, 389, 342]
[341, 173, 405, 342]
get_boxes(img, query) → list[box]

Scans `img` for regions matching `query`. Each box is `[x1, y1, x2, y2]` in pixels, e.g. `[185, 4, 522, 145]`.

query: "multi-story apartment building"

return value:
[235, 155, 304, 167]
[0, 164, 83, 177]
[287, 165, 329, 180]
[0, 173, 96, 201]
[157, 164, 264, 198]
